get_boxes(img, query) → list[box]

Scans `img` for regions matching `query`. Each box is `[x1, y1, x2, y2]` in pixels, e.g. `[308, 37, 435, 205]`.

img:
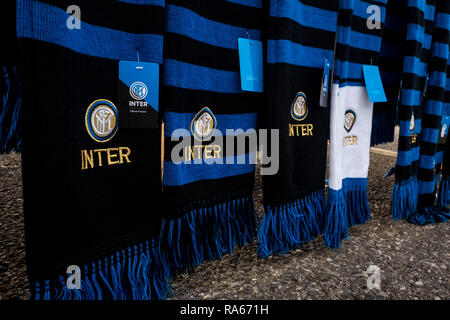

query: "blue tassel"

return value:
[438, 175, 449, 208]
[391, 177, 418, 221]
[160, 195, 257, 276]
[324, 189, 349, 249]
[28, 240, 168, 300]
[0, 66, 22, 153]
[343, 179, 370, 227]
[257, 190, 324, 258]
[409, 206, 450, 225]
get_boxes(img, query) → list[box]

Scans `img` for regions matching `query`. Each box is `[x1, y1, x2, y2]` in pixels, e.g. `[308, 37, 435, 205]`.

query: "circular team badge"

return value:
[129, 81, 148, 101]
[291, 92, 308, 121]
[191, 107, 217, 141]
[85, 99, 119, 143]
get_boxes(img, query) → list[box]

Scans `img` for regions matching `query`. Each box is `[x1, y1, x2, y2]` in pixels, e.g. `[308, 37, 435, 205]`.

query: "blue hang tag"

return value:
[238, 38, 264, 93]
[319, 58, 332, 107]
[118, 60, 159, 129]
[362, 65, 387, 103]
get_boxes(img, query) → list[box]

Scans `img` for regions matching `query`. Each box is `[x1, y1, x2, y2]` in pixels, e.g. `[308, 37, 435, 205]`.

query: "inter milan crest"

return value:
[291, 92, 308, 121]
[191, 107, 217, 141]
[344, 110, 356, 133]
[129, 81, 148, 101]
[85, 99, 119, 143]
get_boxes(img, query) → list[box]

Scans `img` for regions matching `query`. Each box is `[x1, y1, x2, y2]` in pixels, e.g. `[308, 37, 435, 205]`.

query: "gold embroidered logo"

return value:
[85, 99, 119, 143]
[191, 107, 217, 141]
[291, 92, 308, 121]
[344, 110, 356, 133]
[343, 110, 358, 146]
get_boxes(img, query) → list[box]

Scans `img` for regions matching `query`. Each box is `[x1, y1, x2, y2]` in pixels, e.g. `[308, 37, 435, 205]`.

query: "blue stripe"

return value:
[339, 0, 386, 21]
[269, 0, 338, 32]
[418, 180, 435, 194]
[406, 24, 432, 48]
[401, 89, 422, 106]
[115, 0, 165, 6]
[428, 71, 448, 87]
[434, 12, 450, 30]
[164, 112, 257, 137]
[166, 5, 261, 50]
[267, 40, 334, 68]
[336, 27, 382, 51]
[431, 42, 449, 60]
[16, 1, 163, 63]
[163, 59, 241, 93]
[403, 56, 428, 77]
[419, 154, 435, 170]
[334, 60, 365, 82]
[225, 0, 262, 8]
[163, 155, 256, 186]
[420, 128, 440, 144]
[396, 146, 420, 166]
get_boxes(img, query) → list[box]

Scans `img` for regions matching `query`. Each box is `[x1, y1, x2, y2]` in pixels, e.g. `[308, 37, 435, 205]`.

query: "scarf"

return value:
[324, 0, 386, 248]
[438, 55, 450, 208]
[17, 0, 168, 300]
[160, 0, 264, 274]
[413, 0, 450, 223]
[391, 0, 436, 222]
[258, 0, 338, 258]
[371, 0, 407, 146]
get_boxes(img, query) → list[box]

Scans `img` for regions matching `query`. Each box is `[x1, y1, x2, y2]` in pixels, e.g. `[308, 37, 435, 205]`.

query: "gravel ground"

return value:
[0, 141, 449, 300]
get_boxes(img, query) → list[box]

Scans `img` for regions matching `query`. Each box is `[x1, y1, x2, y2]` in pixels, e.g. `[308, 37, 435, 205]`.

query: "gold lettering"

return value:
[289, 124, 294, 137]
[81, 150, 84, 170]
[93, 149, 106, 167]
[84, 150, 94, 169]
[107, 148, 120, 166]
[213, 145, 222, 159]
[307, 124, 313, 136]
[119, 147, 131, 164]
[204, 145, 213, 159]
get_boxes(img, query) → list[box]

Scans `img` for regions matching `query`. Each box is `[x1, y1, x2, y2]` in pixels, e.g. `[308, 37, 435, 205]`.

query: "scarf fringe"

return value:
[438, 175, 450, 208]
[160, 195, 257, 276]
[344, 181, 370, 227]
[370, 110, 396, 147]
[391, 177, 418, 221]
[257, 190, 325, 259]
[324, 189, 349, 249]
[0, 66, 22, 154]
[29, 239, 168, 300]
[407, 206, 450, 225]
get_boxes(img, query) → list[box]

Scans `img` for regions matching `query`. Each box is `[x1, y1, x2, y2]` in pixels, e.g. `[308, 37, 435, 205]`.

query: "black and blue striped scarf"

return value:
[413, 0, 450, 223]
[258, 0, 338, 258]
[160, 0, 263, 274]
[391, 0, 435, 220]
[437, 55, 450, 207]
[392, 0, 450, 223]
[371, 0, 407, 146]
[324, 0, 386, 248]
[16, 0, 168, 300]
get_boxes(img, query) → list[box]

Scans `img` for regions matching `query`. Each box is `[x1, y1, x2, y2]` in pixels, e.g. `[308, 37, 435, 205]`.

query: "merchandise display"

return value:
[0, 0, 448, 301]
